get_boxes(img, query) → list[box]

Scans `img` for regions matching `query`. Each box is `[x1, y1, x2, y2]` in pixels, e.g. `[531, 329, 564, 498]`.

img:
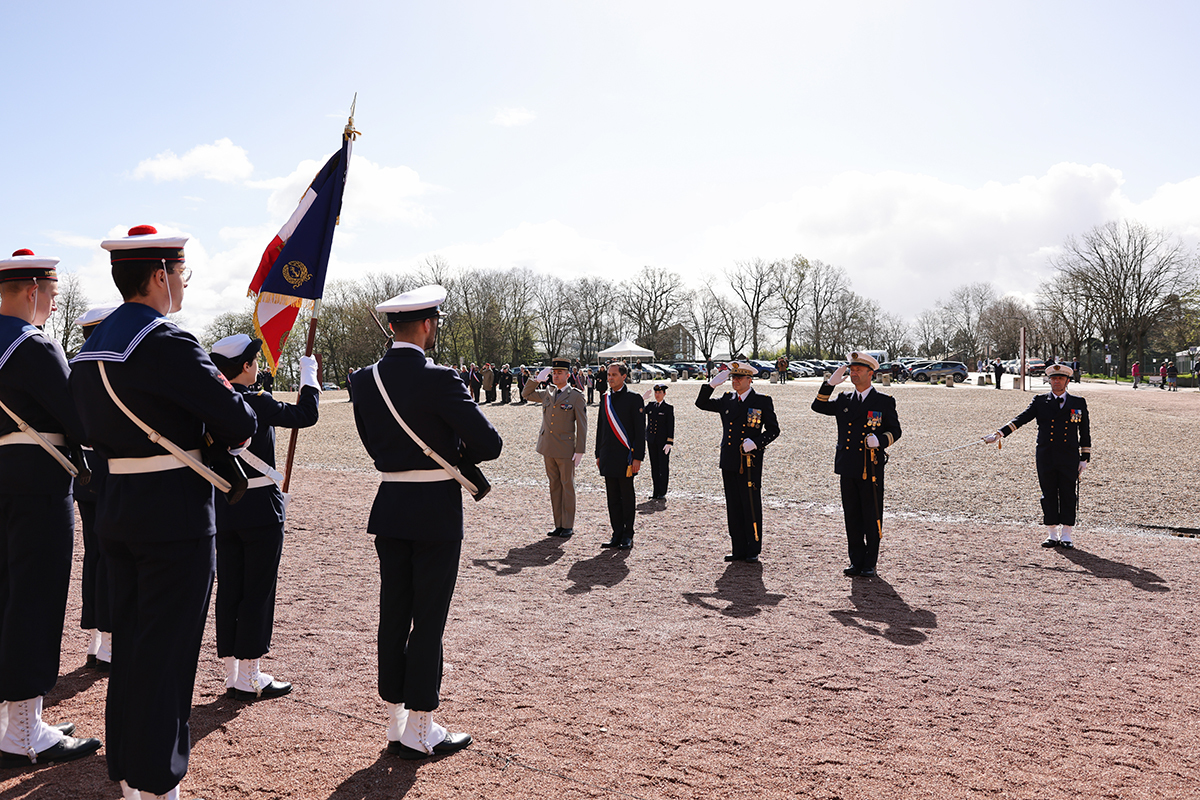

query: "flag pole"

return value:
[281, 96, 360, 494]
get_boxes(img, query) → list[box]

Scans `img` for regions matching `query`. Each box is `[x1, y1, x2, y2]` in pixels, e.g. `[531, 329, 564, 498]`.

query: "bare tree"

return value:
[619, 266, 685, 353]
[877, 312, 912, 360]
[568, 276, 617, 363]
[44, 272, 90, 356]
[768, 254, 808, 359]
[683, 282, 724, 364]
[724, 257, 776, 358]
[938, 282, 996, 364]
[533, 274, 572, 359]
[801, 260, 849, 357]
[714, 293, 750, 358]
[978, 296, 1035, 358]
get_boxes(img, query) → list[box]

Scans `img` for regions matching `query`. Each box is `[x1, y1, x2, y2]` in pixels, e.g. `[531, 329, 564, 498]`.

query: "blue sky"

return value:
[7, 1, 1200, 332]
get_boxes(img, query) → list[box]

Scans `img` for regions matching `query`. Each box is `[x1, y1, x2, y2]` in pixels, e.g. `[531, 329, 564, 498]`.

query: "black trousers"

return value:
[0, 493, 73, 700]
[721, 466, 762, 560]
[375, 536, 461, 711]
[604, 475, 636, 540]
[648, 445, 670, 497]
[471, 385, 480, 402]
[840, 470, 884, 570]
[500, 386, 511, 404]
[79, 499, 112, 632]
[1037, 455, 1079, 526]
[103, 535, 215, 795]
[484, 388, 496, 403]
[216, 523, 284, 659]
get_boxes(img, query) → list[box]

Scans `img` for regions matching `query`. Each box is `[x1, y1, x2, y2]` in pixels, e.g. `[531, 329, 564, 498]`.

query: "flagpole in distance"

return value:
[280, 96, 361, 494]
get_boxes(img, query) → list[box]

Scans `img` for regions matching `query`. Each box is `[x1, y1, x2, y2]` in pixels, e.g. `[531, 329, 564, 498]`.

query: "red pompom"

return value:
[11, 249, 34, 256]
[128, 225, 158, 236]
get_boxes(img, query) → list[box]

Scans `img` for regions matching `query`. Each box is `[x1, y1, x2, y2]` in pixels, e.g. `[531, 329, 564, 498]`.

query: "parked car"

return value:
[788, 362, 816, 378]
[877, 362, 910, 381]
[910, 361, 969, 383]
[747, 360, 777, 378]
[321, 382, 339, 390]
[649, 363, 679, 380]
[671, 362, 704, 379]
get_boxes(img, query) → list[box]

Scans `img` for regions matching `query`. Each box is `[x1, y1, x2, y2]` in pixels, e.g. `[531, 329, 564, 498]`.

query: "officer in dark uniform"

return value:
[0, 250, 101, 767]
[209, 334, 320, 701]
[642, 383, 675, 499]
[70, 225, 257, 800]
[696, 361, 781, 562]
[811, 352, 901, 577]
[350, 285, 502, 759]
[498, 363, 513, 404]
[595, 361, 645, 549]
[983, 362, 1091, 548]
[74, 305, 118, 673]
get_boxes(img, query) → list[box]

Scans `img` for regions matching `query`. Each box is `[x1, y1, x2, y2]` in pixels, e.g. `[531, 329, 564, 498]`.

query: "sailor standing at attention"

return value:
[0, 249, 102, 768]
[349, 285, 502, 759]
[69, 225, 257, 800]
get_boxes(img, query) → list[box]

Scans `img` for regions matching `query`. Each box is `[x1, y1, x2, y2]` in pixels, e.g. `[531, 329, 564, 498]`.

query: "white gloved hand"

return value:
[573, 452, 583, 468]
[828, 365, 848, 385]
[642, 388, 655, 401]
[663, 444, 672, 455]
[536, 366, 553, 382]
[1078, 461, 1088, 476]
[865, 434, 879, 448]
[300, 355, 320, 390]
[742, 438, 757, 453]
[228, 440, 250, 457]
[983, 432, 1000, 444]
[709, 368, 730, 388]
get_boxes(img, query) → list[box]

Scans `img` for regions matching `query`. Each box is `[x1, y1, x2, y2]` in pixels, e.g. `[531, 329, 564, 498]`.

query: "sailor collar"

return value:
[71, 302, 171, 364]
[0, 314, 43, 371]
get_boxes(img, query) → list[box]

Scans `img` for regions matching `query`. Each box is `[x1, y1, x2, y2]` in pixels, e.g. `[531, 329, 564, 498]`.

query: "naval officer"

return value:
[0, 250, 101, 767]
[696, 361, 780, 562]
[982, 362, 1091, 548]
[349, 285, 502, 759]
[642, 383, 675, 499]
[209, 334, 320, 701]
[70, 225, 257, 800]
[523, 357, 587, 538]
[811, 352, 901, 578]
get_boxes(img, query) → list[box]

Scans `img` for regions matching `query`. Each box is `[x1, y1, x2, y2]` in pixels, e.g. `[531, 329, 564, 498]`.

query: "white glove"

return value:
[983, 432, 1000, 444]
[642, 388, 655, 401]
[663, 444, 672, 455]
[228, 440, 249, 457]
[572, 452, 583, 468]
[828, 365, 848, 385]
[709, 368, 730, 388]
[741, 438, 757, 453]
[300, 355, 320, 390]
[536, 366, 553, 382]
[1078, 461, 1088, 476]
[865, 434, 879, 448]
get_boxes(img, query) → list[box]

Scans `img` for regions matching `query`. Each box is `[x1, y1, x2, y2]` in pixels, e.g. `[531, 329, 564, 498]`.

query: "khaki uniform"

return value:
[523, 380, 587, 529]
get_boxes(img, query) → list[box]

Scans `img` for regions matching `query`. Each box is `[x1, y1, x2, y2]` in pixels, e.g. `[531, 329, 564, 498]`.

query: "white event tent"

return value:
[597, 339, 655, 360]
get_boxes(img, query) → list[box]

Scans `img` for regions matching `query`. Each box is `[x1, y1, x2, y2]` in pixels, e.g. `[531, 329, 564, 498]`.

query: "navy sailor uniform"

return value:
[696, 385, 780, 560]
[69, 302, 256, 794]
[811, 382, 901, 572]
[350, 346, 502, 712]
[998, 392, 1091, 526]
[645, 399, 674, 498]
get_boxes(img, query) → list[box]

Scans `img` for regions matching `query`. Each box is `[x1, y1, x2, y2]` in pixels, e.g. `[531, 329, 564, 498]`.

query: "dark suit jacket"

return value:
[810, 383, 900, 477]
[695, 385, 780, 471]
[351, 347, 502, 540]
[595, 385, 645, 476]
[1001, 393, 1091, 467]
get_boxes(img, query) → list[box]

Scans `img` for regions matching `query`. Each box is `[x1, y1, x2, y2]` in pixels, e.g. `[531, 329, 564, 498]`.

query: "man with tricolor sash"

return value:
[595, 361, 645, 550]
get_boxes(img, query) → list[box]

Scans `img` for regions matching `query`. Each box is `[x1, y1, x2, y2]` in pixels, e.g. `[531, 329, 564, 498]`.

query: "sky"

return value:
[7, 0, 1200, 335]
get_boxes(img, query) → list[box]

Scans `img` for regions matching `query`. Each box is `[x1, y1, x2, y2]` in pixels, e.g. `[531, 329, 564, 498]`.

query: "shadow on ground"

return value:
[682, 562, 786, 618]
[829, 577, 937, 645]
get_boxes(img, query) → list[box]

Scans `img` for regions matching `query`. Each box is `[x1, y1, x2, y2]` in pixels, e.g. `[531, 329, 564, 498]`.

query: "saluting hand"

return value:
[536, 366, 553, 383]
[828, 365, 848, 385]
[709, 368, 730, 388]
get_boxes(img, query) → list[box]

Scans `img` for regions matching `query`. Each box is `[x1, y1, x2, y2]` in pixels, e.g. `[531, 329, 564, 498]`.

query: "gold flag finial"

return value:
[344, 93, 361, 141]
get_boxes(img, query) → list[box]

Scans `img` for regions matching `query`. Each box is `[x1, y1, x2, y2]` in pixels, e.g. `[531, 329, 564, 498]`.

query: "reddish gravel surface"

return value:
[5, 377, 1199, 799]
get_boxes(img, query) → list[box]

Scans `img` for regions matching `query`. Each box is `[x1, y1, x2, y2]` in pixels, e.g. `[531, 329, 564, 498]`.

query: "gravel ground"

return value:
[5, 375, 1198, 799]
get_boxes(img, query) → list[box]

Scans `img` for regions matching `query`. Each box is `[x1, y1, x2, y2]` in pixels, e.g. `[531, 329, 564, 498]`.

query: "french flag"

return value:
[248, 134, 351, 374]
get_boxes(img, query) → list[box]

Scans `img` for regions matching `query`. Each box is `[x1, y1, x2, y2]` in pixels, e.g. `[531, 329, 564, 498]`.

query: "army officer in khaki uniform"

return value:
[523, 357, 587, 538]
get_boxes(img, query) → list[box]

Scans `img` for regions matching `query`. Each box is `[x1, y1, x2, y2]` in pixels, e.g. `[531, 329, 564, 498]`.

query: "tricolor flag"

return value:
[248, 135, 351, 374]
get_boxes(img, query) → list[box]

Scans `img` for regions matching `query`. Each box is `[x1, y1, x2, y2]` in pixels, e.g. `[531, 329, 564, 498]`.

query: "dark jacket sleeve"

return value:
[664, 403, 675, 444]
[753, 396, 780, 450]
[253, 384, 320, 431]
[440, 368, 503, 464]
[631, 395, 645, 462]
[1078, 399, 1091, 461]
[695, 383, 722, 412]
[1001, 398, 1039, 437]
[811, 381, 839, 416]
[880, 394, 901, 448]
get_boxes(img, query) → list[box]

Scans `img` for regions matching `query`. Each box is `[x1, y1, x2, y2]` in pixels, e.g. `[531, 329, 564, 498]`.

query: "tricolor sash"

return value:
[604, 391, 634, 473]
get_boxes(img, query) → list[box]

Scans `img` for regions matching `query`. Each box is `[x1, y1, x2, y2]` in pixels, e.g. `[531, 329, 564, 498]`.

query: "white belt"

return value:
[380, 468, 454, 483]
[246, 476, 275, 489]
[0, 431, 66, 447]
[108, 449, 202, 475]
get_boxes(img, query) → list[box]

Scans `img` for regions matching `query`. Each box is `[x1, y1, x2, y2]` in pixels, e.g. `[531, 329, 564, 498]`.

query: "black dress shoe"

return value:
[1041, 538, 1061, 548]
[388, 731, 473, 759]
[859, 567, 877, 577]
[743, 555, 760, 563]
[724, 555, 739, 562]
[600, 539, 620, 549]
[1060, 541, 1074, 550]
[95, 659, 110, 673]
[50, 722, 75, 736]
[617, 537, 633, 550]
[85, 654, 97, 668]
[0, 735, 101, 767]
[547, 528, 563, 537]
[843, 565, 861, 576]
[227, 679, 292, 701]
[557, 528, 573, 539]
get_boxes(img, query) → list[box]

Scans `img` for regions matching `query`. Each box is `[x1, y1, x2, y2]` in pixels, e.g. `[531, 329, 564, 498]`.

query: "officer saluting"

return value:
[523, 357, 587, 538]
[811, 352, 901, 578]
[982, 362, 1091, 548]
[696, 361, 780, 562]
[349, 285, 502, 759]
[70, 225, 257, 800]
[209, 334, 321, 701]
[0, 250, 101, 767]
[642, 383, 675, 499]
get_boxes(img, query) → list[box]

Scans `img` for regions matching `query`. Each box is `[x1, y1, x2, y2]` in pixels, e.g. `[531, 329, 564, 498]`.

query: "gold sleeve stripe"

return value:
[883, 432, 894, 447]
[816, 392, 832, 402]
[1081, 446, 1092, 453]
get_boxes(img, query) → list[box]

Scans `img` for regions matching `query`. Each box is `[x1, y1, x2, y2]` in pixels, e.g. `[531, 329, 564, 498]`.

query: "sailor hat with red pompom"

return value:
[100, 225, 188, 264]
[0, 249, 59, 282]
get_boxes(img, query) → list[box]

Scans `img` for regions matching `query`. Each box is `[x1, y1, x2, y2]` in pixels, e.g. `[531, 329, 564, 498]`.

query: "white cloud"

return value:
[426, 220, 641, 278]
[132, 138, 254, 183]
[491, 107, 536, 127]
